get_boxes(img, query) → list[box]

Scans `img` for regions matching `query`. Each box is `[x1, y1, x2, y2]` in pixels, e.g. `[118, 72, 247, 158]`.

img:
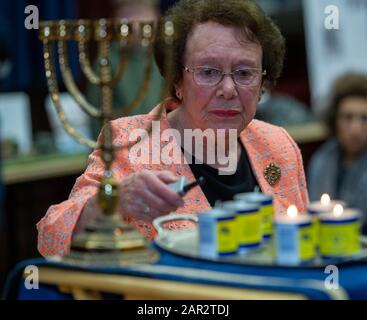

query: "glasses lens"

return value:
[195, 67, 221, 85]
[234, 69, 258, 86]
[191, 67, 263, 87]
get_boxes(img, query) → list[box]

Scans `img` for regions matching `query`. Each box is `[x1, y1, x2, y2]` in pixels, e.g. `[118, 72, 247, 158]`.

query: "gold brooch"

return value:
[264, 163, 281, 186]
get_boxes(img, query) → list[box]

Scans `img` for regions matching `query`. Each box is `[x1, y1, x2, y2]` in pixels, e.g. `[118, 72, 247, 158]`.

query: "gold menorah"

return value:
[39, 18, 175, 267]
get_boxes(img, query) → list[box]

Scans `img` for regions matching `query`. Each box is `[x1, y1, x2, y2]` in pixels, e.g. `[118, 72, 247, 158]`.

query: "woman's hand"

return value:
[118, 170, 185, 222]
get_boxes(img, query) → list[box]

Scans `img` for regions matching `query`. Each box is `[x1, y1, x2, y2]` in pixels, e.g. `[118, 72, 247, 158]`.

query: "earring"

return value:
[176, 91, 182, 100]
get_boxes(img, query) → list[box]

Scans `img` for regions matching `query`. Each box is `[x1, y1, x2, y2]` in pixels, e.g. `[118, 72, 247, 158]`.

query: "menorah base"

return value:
[55, 214, 160, 267]
[71, 215, 150, 251]
[49, 248, 159, 268]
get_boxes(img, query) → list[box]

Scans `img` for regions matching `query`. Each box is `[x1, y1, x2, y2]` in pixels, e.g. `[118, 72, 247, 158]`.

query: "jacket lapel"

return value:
[149, 102, 211, 214]
[239, 121, 274, 196]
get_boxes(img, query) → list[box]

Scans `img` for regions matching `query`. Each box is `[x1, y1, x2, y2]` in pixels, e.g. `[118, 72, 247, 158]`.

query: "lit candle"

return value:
[319, 204, 361, 258]
[308, 193, 346, 214]
[307, 194, 346, 249]
[274, 205, 315, 265]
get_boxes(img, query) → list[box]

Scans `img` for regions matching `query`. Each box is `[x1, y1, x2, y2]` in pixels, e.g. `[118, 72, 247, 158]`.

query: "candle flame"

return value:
[333, 204, 344, 217]
[287, 205, 298, 218]
[321, 193, 331, 205]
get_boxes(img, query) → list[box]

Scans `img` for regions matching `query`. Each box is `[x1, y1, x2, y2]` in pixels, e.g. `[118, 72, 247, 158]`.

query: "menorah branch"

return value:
[58, 41, 101, 118]
[43, 40, 97, 149]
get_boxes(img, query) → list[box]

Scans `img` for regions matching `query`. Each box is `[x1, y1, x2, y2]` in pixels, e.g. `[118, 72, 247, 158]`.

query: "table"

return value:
[5, 243, 367, 300]
[3, 152, 88, 185]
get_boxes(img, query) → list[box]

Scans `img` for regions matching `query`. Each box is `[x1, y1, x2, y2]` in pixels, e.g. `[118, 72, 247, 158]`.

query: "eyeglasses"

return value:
[184, 66, 266, 87]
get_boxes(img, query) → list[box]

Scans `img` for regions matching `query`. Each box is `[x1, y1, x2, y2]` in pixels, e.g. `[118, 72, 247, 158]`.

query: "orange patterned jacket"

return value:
[37, 100, 309, 257]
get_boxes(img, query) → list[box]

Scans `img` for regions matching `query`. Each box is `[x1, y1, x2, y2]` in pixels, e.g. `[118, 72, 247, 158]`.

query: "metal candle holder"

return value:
[39, 18, 175, 267]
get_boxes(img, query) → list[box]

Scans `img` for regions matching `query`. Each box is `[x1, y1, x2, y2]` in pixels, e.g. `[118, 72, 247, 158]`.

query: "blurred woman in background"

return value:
[308, 72, 367, 233]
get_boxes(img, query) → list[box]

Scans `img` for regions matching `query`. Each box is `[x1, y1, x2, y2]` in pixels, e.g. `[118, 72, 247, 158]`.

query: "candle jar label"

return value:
[261, 203, 274, 239]
[236, 211, 262, 248]
[275, 222, 315, 265]
[320, 221, 361, 257]
[199, 210, 238, 258]
[233, 193, 273, 240]
[216, 218, 238, 255]
[299, 224, 316, 261]
[312, 217, 320, 248]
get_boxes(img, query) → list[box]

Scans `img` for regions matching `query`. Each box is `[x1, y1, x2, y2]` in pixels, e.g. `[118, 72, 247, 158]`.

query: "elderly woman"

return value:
[308, 72, 367, 233]
[37, 0, 308, 257]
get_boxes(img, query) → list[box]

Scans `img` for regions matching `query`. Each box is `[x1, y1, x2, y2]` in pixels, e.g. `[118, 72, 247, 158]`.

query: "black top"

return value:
[186, 143, 259, 207]
[335, 150, 344, 199]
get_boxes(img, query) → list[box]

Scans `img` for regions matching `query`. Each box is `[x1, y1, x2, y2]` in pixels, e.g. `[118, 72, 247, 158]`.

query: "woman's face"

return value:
[175, 21, 263, 134]
[336, 96, 367, 157]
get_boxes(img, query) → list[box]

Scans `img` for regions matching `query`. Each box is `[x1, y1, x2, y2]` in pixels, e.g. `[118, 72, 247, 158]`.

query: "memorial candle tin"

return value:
[198, 208, 238, 258]
[234, 192, 274, 239]
[274, 206, 315, 265]
[223, 200, 262, 253]
[319, 206, 361, 258]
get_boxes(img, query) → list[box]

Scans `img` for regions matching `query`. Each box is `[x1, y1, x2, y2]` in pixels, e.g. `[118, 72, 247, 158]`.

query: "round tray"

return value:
[153, 214, 367, 268]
